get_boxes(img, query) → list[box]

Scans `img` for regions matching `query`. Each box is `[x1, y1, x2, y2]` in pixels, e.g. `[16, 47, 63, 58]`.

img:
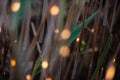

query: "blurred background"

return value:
[0, 0, 120, 80]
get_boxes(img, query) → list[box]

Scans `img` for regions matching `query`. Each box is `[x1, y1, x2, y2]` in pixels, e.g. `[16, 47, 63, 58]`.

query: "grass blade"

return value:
[68, 10, 99, 45]
[91, 35, 113, 80]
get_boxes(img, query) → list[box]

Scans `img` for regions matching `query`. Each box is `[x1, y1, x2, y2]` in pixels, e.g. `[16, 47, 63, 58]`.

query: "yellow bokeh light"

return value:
[59, 45, 70, 57]
[61, 29, 71, 40]
[76, 37, 80, 42]
[105, 65, 115, 80]
[54, 29, 59, 33]
[26, 74, 31, 80]
[41, 61, 48, 69]
[46, 77, 52, 80]
[10, 59, 16, 67]
[50, 5, 59, 16]
[91, 28, 94, 32]
[11, 1, 21, 12]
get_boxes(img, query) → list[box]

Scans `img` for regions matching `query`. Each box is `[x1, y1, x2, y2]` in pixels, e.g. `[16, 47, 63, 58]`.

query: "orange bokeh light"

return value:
[91, 28, 94, 32]
[26, 74, 32, 80]
[50, 5, 59, 16]
[46, 77, 52, 80]
[10, 59, 16, 67]
[59, 45, 70, 57]
[61, 29, 71, 40]
[105, 65, 116, 80]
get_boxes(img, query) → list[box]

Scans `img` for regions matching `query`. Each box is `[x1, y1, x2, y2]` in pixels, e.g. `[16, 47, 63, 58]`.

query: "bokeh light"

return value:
[46, 77, 52, 80]
[26, 74, 32, 80]
[76, 37, 80, 42]
[10, 59, 16, 67]
[59, 45, 70, 57]
[54, 28, 59, 34]
[14, 40, 17, 43]
[113, 58, 116, 63]
[42, 61, 48, 69]
[91, 28, 94, 33]
[50, 5, 59, 16]
[105, 64, 116, 80]
[11, 1, 21, 12]
[61, 29, 71, 40]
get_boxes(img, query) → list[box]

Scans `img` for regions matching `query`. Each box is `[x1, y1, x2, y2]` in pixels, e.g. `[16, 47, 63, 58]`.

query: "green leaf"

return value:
[32, 59, 42, 76]
[81, 40, 86, 46]
[68, 10, 99, 45]
[91, 35, 113, 80]
[35, 66, 42, 76]
[80, 40, 86, 52]
[80, 47, 85, 52]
